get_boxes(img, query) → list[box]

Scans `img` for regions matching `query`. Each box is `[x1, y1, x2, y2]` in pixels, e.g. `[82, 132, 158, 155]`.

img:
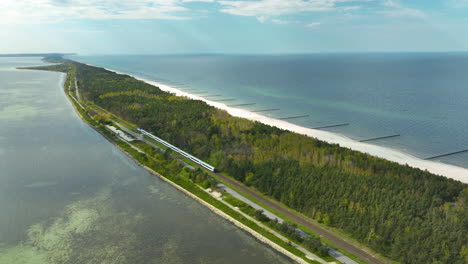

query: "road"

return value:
[211, 170, 385, 264]
[74, 78, 81, 101]
[218, 183, 358, 264]
[115, 121, 384, 264]
[205, 188, 327, 264]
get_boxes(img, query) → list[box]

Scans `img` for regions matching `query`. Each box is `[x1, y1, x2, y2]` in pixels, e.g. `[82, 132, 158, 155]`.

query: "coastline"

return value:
[85, 63, 468, 184]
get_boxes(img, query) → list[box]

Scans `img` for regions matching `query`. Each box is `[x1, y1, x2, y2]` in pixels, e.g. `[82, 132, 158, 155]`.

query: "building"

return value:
[105, 125, 134, 142]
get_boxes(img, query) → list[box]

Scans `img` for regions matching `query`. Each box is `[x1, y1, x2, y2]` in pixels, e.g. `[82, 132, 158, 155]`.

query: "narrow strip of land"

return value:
[26, 60, 389, 264]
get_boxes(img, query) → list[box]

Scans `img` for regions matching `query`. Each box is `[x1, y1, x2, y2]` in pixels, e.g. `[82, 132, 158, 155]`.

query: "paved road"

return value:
[211, 171, 385, 264]
[218, 183, 284, 223]
[205, 188, 327, 264]
[218, 183, 358, 264]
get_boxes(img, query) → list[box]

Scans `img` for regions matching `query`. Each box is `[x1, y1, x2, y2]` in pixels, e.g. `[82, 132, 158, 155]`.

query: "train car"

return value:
[137, 128, 216, 172]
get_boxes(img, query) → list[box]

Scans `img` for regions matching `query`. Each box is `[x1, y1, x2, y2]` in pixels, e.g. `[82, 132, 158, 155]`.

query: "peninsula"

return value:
[22, 56, 468, 264]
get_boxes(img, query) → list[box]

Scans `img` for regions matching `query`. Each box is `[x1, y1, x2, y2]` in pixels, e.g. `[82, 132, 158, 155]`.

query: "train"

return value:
[137, 128, 216, 172]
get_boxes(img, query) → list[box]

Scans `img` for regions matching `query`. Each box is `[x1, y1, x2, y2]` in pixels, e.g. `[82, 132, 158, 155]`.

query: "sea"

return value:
[0, 57, 292, 263]
[71, 53, 468, 170]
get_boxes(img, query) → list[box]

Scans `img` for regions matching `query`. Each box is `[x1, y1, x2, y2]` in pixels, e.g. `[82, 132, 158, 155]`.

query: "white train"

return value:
[137, 128, 216, 172]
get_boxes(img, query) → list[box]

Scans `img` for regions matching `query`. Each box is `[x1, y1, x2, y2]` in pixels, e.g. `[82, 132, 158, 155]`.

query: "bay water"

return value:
[0, 57, 292, 264]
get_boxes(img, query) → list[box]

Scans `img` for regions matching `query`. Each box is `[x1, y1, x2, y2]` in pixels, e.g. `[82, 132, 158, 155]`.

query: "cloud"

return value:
[306, 22, 321, 28]
[255, 16, 297, 24]
[217, 0, 362, 27]
[380, 0, 426, 18]
[182, 0, 214, 2]
[58, 29, 105, 33]
[271, 19, 297, 25]
[218, 0, 361, 17]
[0, 0, 197, 24]
[257, 16, 268, 23]
[382, 0, 399, 8]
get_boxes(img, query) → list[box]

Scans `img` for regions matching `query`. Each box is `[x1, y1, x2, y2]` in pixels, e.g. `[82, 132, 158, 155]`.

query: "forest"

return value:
[35, 58, 468, 264]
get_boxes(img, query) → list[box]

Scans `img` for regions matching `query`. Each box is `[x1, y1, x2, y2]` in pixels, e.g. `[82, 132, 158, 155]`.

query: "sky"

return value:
[1, 0, 468, 54]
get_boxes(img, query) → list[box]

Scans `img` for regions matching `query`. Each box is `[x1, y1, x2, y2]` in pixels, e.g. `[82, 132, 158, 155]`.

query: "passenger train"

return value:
[137, 128, 216, 172]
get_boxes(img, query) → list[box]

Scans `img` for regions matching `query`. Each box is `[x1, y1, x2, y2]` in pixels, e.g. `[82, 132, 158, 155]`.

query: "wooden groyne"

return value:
[228, 103, 256, 107]
[179, 88, 198, 91]
[425, 149, 468, 160]
[360, 134, 400, 143]
[212, 98, 237, 102]
[312, 123, 349, 130]
[279, 115, 310, 120]
[251, 108, 280, 113]
[165, 81, 184, 85]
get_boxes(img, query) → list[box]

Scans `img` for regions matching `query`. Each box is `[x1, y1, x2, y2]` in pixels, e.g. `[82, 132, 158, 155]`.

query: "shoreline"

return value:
[86, 63, 468, 184]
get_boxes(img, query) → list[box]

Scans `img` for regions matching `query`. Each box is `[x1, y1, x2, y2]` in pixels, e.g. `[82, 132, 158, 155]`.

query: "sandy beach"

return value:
[87, 64, 468, 184]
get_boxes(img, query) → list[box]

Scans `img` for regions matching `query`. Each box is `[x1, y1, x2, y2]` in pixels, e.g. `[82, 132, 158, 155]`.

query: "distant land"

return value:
[0, 53, 75, 57]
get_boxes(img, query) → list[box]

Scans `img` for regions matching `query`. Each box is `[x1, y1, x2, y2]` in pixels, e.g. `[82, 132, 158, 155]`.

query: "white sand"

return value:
[91, 64, 468, 184]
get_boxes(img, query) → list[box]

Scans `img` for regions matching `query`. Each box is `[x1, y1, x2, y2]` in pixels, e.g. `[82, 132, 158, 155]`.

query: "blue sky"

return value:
[1, 0, 468, 54]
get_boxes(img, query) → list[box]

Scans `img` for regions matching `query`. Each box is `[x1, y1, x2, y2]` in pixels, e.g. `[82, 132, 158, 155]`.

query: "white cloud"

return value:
[271, 19, 297, 25]
[217, 0, 362, 25]
[255, 17, 297, 24]
[380, 0, 426, 18]
[382, 0, 399, 8]
[306, 22, 321, 28]
[58, 28, 105, 33]
[340, 5, 361, 11]
[257, 16, 268, 23]
[182, 0, 214, 2]
[0, 0, 195, 24]
[218, 0, 334, 17]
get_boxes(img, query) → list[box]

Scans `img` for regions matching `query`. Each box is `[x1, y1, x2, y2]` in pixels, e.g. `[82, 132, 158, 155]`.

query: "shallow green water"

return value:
[0, 57, 292, 264]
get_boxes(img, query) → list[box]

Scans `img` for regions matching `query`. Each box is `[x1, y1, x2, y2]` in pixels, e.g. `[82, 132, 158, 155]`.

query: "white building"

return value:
[105, 125, 134, 142]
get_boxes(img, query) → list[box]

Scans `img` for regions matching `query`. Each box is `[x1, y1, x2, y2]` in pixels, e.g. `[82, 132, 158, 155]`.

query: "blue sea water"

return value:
[72, 53, 468, 169]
